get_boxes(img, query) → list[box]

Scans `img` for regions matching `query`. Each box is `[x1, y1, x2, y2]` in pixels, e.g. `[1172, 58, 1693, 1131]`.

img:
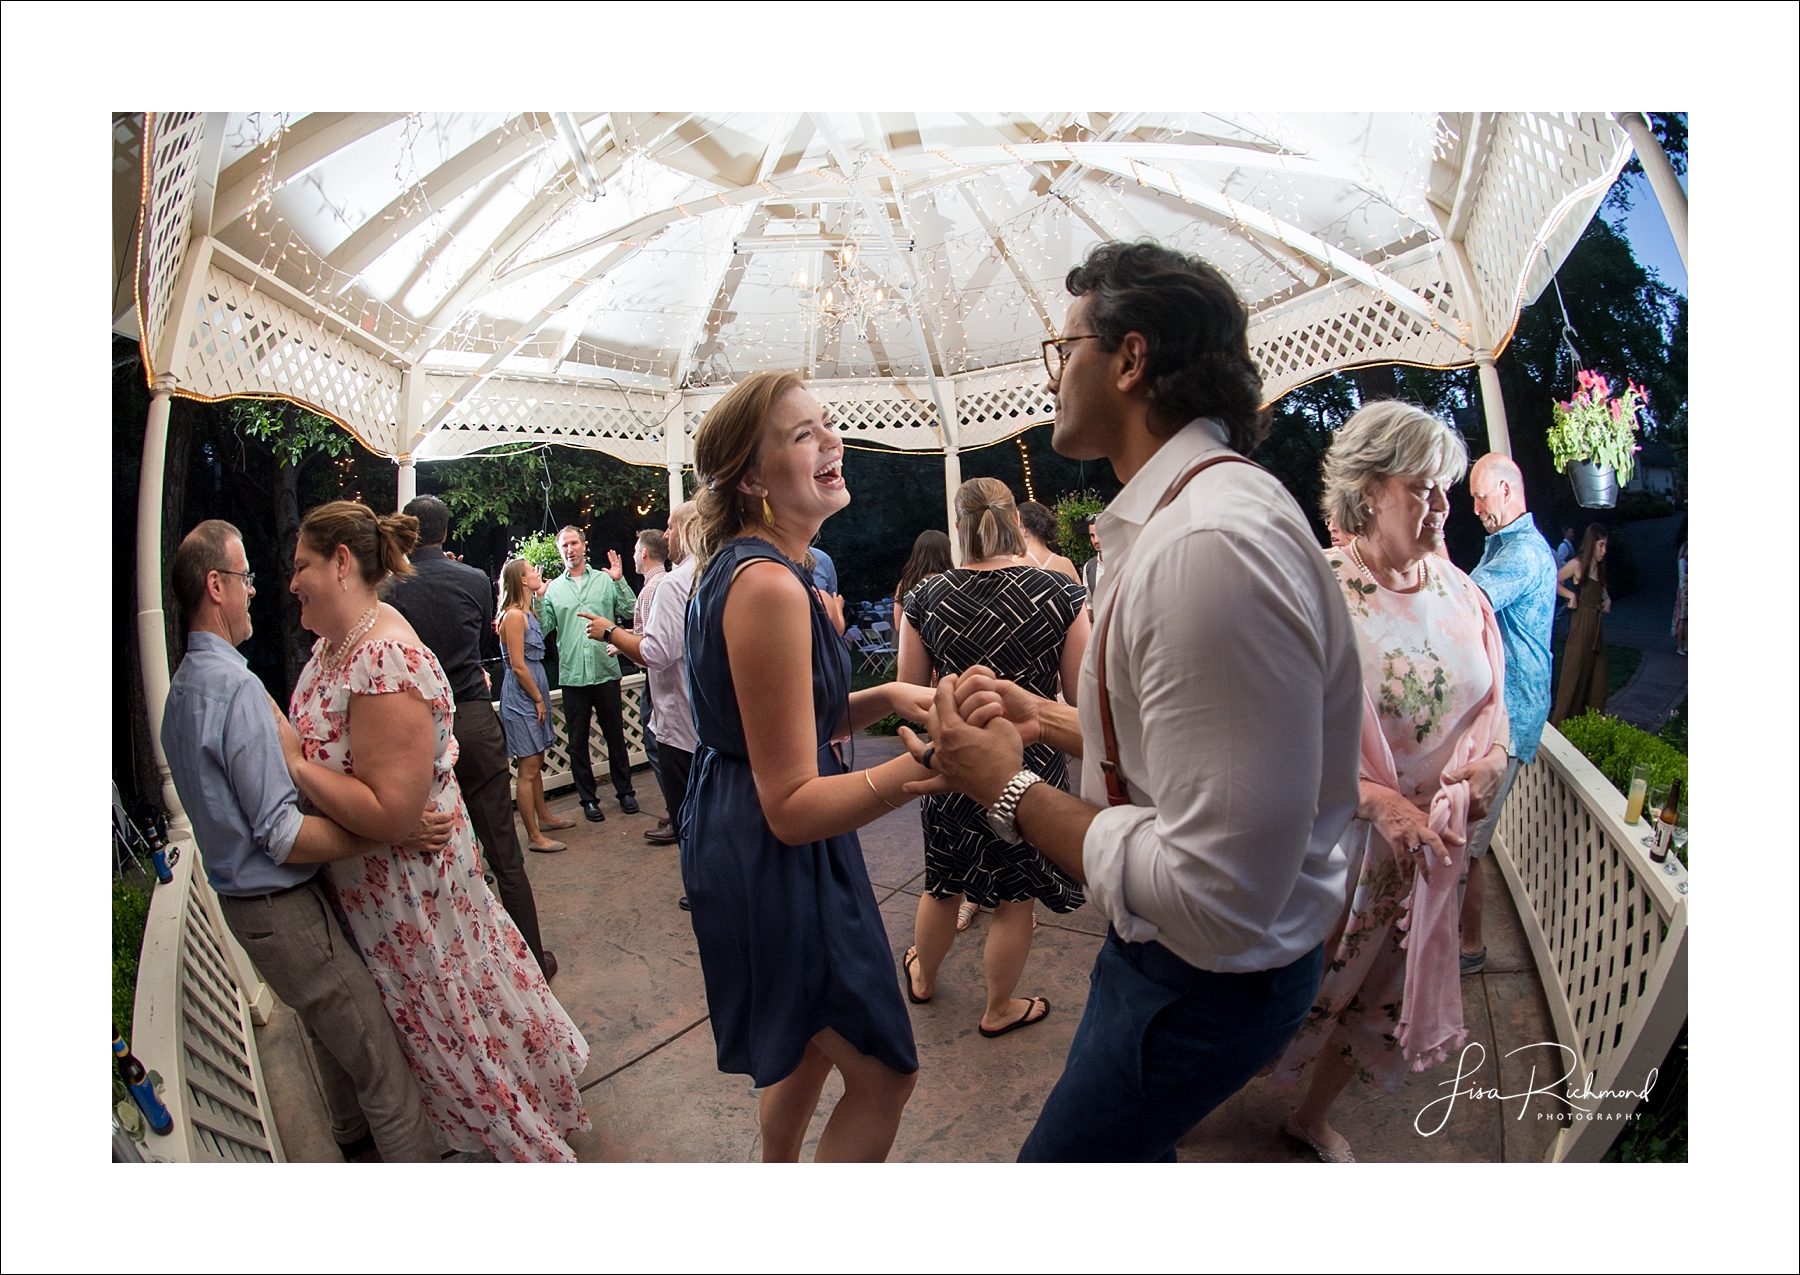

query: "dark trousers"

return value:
[451, 701, 546, 967]
[655, 742, 694, 843]
[1018, 929, 1325, 1163]
[219, 880, 439, 1162]
[560, 680, 634, 805]
[641, 677, 661, 783]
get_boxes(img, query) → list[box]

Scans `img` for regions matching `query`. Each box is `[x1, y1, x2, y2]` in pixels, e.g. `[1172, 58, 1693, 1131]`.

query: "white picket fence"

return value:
[1489, 725, 1689, 1162]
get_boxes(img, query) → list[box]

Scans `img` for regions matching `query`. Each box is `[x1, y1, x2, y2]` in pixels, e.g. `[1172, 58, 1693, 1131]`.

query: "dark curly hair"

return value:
[1064, 241, 1269, 453]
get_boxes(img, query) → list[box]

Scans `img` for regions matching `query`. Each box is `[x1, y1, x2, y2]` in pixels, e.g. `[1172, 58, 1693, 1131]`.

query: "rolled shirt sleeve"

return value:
[1081, 527, 1352, 964]
[223, 680, 306, 864]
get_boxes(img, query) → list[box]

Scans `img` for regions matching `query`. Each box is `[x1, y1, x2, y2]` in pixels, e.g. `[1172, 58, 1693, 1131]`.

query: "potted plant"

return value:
[1547, 369, 1646, 509]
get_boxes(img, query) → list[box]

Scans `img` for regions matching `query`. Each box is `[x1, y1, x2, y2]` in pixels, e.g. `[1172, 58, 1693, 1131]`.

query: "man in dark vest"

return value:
[385, 495, 559, 981]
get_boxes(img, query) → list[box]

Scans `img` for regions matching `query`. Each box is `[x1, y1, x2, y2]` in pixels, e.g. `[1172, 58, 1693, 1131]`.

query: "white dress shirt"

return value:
[640, 556, 698, 754]
[1077, 419, 1363, 973]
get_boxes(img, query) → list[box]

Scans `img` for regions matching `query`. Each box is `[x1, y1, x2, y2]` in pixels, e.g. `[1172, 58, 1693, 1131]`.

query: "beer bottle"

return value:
[1651, 779, 1682, 864]
[114, 1035, 173, 1135]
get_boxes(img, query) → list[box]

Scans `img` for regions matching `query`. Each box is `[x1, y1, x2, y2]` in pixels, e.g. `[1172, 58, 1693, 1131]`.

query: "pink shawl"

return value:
[1357, 580, 1507, 1071]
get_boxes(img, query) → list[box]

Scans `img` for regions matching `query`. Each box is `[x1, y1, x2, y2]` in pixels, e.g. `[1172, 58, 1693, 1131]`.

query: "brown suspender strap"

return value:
[1095, 452, 1264, 807]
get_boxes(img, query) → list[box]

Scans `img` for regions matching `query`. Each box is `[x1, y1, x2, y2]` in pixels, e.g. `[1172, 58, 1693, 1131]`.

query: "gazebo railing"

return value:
[503, 673, 648, 795]
[1490, 725, 1689, 1162]
[130, 831, 285, 1163]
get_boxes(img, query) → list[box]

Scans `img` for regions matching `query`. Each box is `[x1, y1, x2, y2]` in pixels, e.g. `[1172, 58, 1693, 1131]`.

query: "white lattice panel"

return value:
[139, 112, 207, 370]
[180, 266, 404, 453]
[132, 836, 284, 1163]
[420, 376, 670, 466]
[1491, 726, 1686, 1160]
[500, 678, 649, 796]
[1461, 113, 1631, 346]
[1250, 246, 1470, 400]
[682, 376, 946, 452]
[954, 362, 1055, 448]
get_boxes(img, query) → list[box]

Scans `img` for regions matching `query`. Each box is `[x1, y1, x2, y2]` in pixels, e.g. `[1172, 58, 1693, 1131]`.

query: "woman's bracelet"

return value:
[865, 768, 903, 811]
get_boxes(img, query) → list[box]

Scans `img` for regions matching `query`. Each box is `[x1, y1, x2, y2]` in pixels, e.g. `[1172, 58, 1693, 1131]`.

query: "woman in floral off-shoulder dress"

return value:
[278, 501, 590, 1162]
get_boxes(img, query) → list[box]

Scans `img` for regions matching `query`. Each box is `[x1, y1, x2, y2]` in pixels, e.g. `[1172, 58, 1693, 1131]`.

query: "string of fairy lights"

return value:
[189, 111, 1464, 413]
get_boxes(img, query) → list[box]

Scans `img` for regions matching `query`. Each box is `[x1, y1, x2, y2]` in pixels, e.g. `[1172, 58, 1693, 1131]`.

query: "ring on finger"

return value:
[921, 745, 936, 770]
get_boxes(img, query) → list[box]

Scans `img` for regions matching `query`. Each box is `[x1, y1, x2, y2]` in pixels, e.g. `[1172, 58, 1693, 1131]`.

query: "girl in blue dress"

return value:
[497, 557, 576, 852]
[683, 371, 935, 1162]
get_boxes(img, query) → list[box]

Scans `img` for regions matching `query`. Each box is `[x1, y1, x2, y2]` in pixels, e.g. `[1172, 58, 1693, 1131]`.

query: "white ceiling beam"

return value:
[211, 113, 408, 234]
[960, 178, 1056, 337]
[1443, 112, 1498, 244]
[414, 240, 647, 443]
[322, 113, 570, 280]
[1078, 155, 1444, 329]
[812, 113, 955, 442]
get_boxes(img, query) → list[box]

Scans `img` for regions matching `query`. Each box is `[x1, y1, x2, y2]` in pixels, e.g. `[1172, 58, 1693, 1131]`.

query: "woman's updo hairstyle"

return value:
[299, 500, 418, 585]
[691, 370, 806, 571]
[954, 477, 1026, 564]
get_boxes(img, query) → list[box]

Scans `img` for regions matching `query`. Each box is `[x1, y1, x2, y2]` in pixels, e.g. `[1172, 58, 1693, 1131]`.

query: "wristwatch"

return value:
[985, 769, 1045, 845]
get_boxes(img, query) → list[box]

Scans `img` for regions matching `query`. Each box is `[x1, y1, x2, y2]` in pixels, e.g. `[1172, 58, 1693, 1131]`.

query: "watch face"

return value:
[985, 808, 1014, 842]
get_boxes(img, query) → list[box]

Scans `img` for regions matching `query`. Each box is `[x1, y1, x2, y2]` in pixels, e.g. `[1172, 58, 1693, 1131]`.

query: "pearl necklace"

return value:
[1347, 537, 1424, 592]
[321, 606, 380, 673]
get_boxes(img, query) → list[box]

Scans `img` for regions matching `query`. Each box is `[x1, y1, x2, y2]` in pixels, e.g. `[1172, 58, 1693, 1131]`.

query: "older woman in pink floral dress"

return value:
[279, 501, 590, 1162]
[1267, 405, 1509, 1164]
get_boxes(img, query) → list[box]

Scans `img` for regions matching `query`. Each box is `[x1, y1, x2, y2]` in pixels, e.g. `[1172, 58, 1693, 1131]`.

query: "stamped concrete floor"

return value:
[256, 734, 1560, 1164]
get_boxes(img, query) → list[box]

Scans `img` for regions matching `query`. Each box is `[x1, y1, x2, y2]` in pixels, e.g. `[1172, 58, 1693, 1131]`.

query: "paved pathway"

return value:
[256, 736, 1562, 1164]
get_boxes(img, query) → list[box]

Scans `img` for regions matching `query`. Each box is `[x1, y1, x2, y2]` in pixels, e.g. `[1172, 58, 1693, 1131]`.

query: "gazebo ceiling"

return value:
[118, 111, 1633, 463]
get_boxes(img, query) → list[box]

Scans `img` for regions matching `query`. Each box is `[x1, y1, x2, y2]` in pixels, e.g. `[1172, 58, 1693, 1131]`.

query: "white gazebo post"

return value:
[1617, 112, 1687, 269]
[396, 455, 417, 507]
[665, 390, 687, 512]
[942, 438, 964, 557]
[136, 373, 191, 836]
[396, 366, 427, 507]
[1434, 217, 1513, 458]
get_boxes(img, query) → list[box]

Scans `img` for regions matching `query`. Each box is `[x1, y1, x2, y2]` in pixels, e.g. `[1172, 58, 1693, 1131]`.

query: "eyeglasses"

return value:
[217, 569, 255, 590]
[1041, 333, 1100, 380]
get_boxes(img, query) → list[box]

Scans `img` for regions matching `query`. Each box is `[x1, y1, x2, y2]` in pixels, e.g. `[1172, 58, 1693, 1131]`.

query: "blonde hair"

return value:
[497, 558, 534, 624]
[954, 477, 1026, 563]
[691, 370, 806, 571]
[299, 500, 417, 585]
[1320, 401, 1469, 537]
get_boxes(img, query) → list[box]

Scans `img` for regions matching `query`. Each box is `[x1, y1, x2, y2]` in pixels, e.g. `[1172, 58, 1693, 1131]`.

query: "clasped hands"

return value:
[897, 665, 1043, 809]
[1362, 742, 1507, 868]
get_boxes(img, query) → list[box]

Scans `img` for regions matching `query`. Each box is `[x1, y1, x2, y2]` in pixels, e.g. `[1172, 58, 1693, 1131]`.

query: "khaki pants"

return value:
[219, 878, 439, 1162]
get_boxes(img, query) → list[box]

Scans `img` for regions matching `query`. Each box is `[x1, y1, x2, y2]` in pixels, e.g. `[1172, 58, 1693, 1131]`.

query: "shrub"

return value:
[865, 712, 904, 736]
[1657, 700, 1687, 754]
[1053, 492, 1108, 568]
[510, 530, 565, 582]
[1556, 710, 1687, 865]
[113, 874, 154, 1041]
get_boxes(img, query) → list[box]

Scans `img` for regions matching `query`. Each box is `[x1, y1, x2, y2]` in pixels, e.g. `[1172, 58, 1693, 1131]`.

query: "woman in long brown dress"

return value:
[1551, 523, 1610, 724]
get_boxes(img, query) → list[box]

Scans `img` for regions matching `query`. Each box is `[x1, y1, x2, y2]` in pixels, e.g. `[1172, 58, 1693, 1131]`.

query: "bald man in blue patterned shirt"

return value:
[1460, 453, 1557, 973]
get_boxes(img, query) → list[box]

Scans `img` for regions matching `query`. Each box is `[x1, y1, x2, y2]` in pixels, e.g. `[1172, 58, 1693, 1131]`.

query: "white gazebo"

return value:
[115, 110, 1693, 1166]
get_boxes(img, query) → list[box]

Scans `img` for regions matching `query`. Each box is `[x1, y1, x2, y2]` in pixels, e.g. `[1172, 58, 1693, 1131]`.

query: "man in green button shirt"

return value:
[535, 525, 640, 821]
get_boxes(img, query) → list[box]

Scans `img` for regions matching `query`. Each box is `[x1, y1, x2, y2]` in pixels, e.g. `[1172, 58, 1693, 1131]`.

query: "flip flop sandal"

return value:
[901, 947, 932, 1004]
[979, 996, 1049, 1038]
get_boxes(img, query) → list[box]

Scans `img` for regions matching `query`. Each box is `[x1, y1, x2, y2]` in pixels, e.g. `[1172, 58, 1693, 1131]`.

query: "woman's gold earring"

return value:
[762, 497, 775, 526]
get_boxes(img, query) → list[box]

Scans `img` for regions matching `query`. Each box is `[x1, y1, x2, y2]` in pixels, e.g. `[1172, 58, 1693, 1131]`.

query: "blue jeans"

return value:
[1018, 929, 1324, 1162]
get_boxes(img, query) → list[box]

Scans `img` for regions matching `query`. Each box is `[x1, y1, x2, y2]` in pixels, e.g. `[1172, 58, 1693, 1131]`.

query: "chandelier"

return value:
[790, 240, 908, 344]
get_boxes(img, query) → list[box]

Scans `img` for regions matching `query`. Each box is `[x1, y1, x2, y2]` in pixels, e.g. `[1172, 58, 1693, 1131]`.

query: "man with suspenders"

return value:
[904, 242, 1363, 1162]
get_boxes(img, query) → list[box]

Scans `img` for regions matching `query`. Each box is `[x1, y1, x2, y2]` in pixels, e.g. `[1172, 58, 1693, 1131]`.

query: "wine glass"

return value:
[1641, 783, 1669, 849]
[1664, 805, 1687, 875]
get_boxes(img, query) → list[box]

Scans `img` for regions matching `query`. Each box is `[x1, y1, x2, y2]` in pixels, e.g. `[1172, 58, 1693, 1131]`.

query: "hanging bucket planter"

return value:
[1547, 370, 1644, 513]
[1567, 459, 1619, 509]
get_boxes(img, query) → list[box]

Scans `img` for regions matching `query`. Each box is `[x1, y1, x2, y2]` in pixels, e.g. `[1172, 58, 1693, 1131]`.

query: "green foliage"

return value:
[865, 713, 904, 736]
[113, 873, 154, 1041]
[1606, 644, 1643, 701]
[231, 400, 354, 467]
[1604, 1026, 1687, 1162]
[510, 530, 565, 582]
[1054, 492, 1108, 567]
[1556, 710, 1687, 863]
[434, 443, 664, 544]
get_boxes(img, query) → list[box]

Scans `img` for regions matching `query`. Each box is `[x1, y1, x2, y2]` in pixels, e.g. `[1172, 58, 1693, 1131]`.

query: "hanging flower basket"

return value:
[1547, 370, 1645, 509]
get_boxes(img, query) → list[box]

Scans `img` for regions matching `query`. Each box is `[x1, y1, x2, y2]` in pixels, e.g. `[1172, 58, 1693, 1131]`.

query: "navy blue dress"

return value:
[680, 537, 918, 1086]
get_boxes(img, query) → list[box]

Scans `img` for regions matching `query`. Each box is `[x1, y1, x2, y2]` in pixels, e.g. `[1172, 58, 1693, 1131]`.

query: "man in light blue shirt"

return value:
[160, 520, 445, 1161]
[1460, 455, 1557, 974]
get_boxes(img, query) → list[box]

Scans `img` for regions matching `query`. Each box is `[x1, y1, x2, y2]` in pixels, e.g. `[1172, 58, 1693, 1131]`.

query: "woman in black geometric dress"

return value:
[897, 478, 1090, 1037]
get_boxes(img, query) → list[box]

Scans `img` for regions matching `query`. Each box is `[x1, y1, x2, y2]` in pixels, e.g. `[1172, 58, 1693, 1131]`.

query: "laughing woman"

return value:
[682, 371, 935, 1162]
